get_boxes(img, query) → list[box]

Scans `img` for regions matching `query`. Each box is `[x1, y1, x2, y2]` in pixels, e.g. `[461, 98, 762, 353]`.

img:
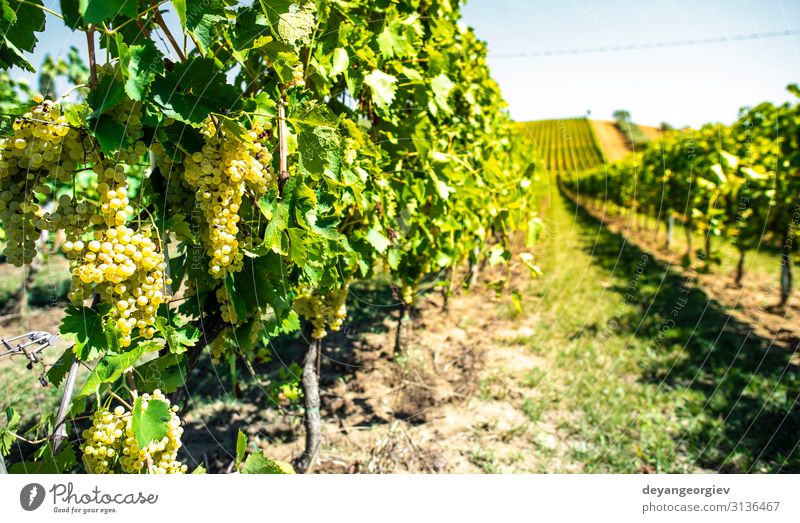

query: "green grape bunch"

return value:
[0, 99, 95, 265]
[182, 120, 274, 279]
[81, 391, 188, 475]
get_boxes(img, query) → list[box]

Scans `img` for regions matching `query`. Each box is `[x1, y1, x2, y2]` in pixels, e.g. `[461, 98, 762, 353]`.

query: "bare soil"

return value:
[180, 265, 579, 473]
[590, 120, 632, 163]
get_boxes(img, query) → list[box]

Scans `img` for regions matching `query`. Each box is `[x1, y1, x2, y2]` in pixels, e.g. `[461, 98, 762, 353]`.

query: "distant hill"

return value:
[517, 118, 604, 173]
[518, 118, 662, 171]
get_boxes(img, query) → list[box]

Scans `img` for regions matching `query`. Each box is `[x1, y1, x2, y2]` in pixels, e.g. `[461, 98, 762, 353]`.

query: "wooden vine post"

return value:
[275, 95, 322, 473]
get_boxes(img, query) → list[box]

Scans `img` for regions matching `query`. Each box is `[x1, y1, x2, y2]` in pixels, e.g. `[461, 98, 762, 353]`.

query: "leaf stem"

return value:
[18, 0, 62, 19]
[106, 1, 168, 34]
[8, 431, 48, 445]
[54, 84, 88, 104]
[108, 389, 133, 410]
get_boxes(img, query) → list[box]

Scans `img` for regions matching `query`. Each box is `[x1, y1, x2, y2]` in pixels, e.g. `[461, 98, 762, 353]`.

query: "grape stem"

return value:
[54, 84, 88, 104]
[17, 0, 63, 19]
[6, 431, 48, 445]
[107, 389, 133, 411]
[125, 370, 138, 399]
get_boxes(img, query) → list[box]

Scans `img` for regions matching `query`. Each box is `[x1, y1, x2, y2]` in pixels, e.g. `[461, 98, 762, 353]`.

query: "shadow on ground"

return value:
[565, 188, 800, 472]
[179, 280, 403, 472]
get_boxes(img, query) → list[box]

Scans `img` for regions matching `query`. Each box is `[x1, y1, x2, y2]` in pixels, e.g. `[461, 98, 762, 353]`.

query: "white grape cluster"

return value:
[120, 391, 187, 474]
[151, 143, 196, 208]
[402, 285, 414, 305]
[327, 283, 349, 332]
[182, 121, 273, 279]
[216, 286, 239, 324]
[0, 100, 95, 265]
[81, 406, 127, 474]
[64, 165, 170, 347]
[109, 98, 148, 164]
[293, 283, 349, 339]
[209, 330, 229, 363]
[81, 393, 188, 475]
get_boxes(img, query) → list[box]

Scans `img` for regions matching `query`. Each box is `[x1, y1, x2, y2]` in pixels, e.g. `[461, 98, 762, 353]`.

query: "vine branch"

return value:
[86, 28, 98, 88]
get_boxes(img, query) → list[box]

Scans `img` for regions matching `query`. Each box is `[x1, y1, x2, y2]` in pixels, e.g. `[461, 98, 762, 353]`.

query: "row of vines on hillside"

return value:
[0, 0, 542, 474]
[564, 86, 800, 305]
[519, 118, 603, 173]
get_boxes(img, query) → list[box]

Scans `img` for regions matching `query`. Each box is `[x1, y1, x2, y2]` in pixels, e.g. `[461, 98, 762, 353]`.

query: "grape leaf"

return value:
[242, 451, 294, 474]
[150, 57, 241, 125]
[0, 0, 46, 71]
[366, 228, 391, 254]
[287, 227, 308, 264]
[185, 0, 227, 53]
[123, 39, 164, 101]
[154, 317, 200, 355]
[363, 70, 397, 110]
[172, 0, 186, 27]
[46, 349, 76, 388]
[8, 442, 76, 473]
[59, 305, 108, 361]
[78, 0, 137, 24]
[224, 273, 249, 323]
[234, 253, 292, 320]
[134, 354, 186, 394]
[0, 407, 20, 456]
[87, 72, 125, 116]
[88, 114, 129, 154]
[235, 430, 247, 468]
[131, 397, 171, 449]
[297, 125, 341, 178]
[429, 73, 454, 116]
[76, 341, 162, 399]
[377, 19, 416, 59]
[329, 48, 349, 78]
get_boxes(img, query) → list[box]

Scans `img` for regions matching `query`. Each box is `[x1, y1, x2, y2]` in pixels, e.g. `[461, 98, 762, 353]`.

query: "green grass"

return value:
[515, 183, 800, 472]
[0, 257, 71, 309]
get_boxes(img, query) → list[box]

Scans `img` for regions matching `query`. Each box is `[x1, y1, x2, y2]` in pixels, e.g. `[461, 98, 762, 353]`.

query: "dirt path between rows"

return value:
[181, 257, 585, 473]
[590, 120, 632, 163]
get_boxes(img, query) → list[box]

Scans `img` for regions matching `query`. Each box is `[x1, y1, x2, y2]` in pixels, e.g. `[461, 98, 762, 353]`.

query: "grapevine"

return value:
[0, 0, 541, 475]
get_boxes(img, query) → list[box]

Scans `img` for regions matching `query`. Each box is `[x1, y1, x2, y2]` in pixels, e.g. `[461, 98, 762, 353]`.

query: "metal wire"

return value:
[490, 29, 800, 59]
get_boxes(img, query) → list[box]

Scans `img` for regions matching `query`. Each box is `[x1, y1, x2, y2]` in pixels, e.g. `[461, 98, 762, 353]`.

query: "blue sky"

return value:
[462, 0, 800, 127]
[12, 1, 800, 128]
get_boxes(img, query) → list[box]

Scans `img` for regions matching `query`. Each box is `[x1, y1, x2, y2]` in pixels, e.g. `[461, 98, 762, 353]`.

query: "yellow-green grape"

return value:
[216, 287, 239, 324]
[287, 63, 305, 88]
[294, 283, 350, 338]
[182, 120, 274, 279]
[0, 101, 95, 265]
[325, 283, 349, 332]
[119, 390, 188, 474]
[293, 283, 326, 339]
[64, 165, 170, 347]
[64, 224, 170, 347]
[109, 98, 147, 164]
[402, 286, 414, 306]
[81, 406, 126, 474]
[209, 330, 229, 364]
